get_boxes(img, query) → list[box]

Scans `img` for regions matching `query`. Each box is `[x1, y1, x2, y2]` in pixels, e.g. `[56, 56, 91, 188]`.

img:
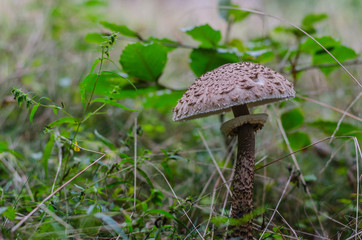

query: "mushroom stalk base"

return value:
[230, 105, 255, 239]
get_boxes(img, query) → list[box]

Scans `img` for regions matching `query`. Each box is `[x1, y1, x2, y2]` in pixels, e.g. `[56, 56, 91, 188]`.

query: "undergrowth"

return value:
[0, 0, 361, 239]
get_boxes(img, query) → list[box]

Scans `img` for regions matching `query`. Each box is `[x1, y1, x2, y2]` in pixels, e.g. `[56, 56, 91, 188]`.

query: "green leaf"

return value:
[309, 120, 362, 139]
[111, 86, 158, 99]
[85, 32, 109, 43]
[0, 141, 8, 152]
[148, 37, 178, 52]
[301, 13, 328, 29]
[42, 134, 55, 178]
[300, 36, 358, 74]
[281, 108, 304, 131]
[91, 98, 137, 111]
[94, 129, 116, 150]
[90, 58, 101, 73]
[228, 38, 246, 52]
[189, 48, 239, 77]
[218, 0, 250, 23]
[287, 131, 311, 151]
[94, 213, 129, 239]
[80, 71, 129, 106]
[146, 209, 175, 219]
[100, 21, 139, 38]
[183, 24, 221, 48]
[120, 42, 168, 82]
[0, 207, 15, 220]
[80, 73, 97, 106]
[29, 104, 39, 124]
[244, 49, 275, 63]
[47, 117, 76, 128]
[313, 46, 358, 75]
[143, 90, 184, 111]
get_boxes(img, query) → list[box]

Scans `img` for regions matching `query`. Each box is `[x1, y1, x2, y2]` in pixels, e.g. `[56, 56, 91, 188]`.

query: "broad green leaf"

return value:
[42, 134, 55, 178]
[218, 0, 250, 23]
[148, 37, 178, 52]
[100, 21, 139, 38]
[90, 58, 101, 73]
[313, 45, 358, 74]
[183, 24, 221, 48]
[281, 108, 304, 131]
[47, 117, 76, 128]
[94, 213, 128, 239]
[189, 48, 239, 77]
[80, 73, 97, 106]
[0, 141, 8, 152]
[244, 49, 275, 63]
[228, 38, 246, 52]
[287, 131, 311, 151]
[112, 86, 158, 99]
[309, 120, 362, 139]
[91, 98, 137, 111]
[0, 207, 15, 220]
[146, 209, 175, 219]
[143, 90, 184, 111]
[301, 36, 340, 53]
[301, 13, 328, 29]
[85, 32, 109, 43]
[120, 42, 168, 82]
[80, 71, 129, 106]
[29, 104, 39, 124]
[274, 13, 327, 37]
[301, 36, 358, 75]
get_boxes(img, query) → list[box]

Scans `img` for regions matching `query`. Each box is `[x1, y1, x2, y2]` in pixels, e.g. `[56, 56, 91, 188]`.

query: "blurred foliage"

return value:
[0, 0, 361, 239]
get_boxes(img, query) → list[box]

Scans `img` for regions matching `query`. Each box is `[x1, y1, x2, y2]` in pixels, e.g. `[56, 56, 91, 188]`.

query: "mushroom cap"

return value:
[173, 62, 295, 121]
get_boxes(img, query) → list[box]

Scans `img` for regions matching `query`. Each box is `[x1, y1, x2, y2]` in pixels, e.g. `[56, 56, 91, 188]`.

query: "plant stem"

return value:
[60, 47, 106, 182]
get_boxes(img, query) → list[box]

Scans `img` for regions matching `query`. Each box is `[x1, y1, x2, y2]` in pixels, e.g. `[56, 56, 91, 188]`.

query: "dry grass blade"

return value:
[296, 94, 362, 122]
[199, 130, 232, 197]
[145, 160, 205, 240]
[11, 153, 106, 234]
[258, 167, 294, 239]
[329, 91, 362, 143]
[133, 117, 138, 211]
[52, 131, 62, 193]
[275, 108, 326, 236]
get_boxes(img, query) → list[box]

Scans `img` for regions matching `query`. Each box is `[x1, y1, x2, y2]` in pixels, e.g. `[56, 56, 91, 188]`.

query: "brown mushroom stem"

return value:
[230, 104, 254, 239]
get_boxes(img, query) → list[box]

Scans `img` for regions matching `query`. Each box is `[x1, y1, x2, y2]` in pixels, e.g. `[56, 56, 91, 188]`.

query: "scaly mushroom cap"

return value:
[173, 62, 295, 121]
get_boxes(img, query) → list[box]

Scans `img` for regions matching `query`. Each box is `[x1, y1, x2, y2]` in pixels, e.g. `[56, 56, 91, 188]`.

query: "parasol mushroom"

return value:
[173, 62, 295, 239]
